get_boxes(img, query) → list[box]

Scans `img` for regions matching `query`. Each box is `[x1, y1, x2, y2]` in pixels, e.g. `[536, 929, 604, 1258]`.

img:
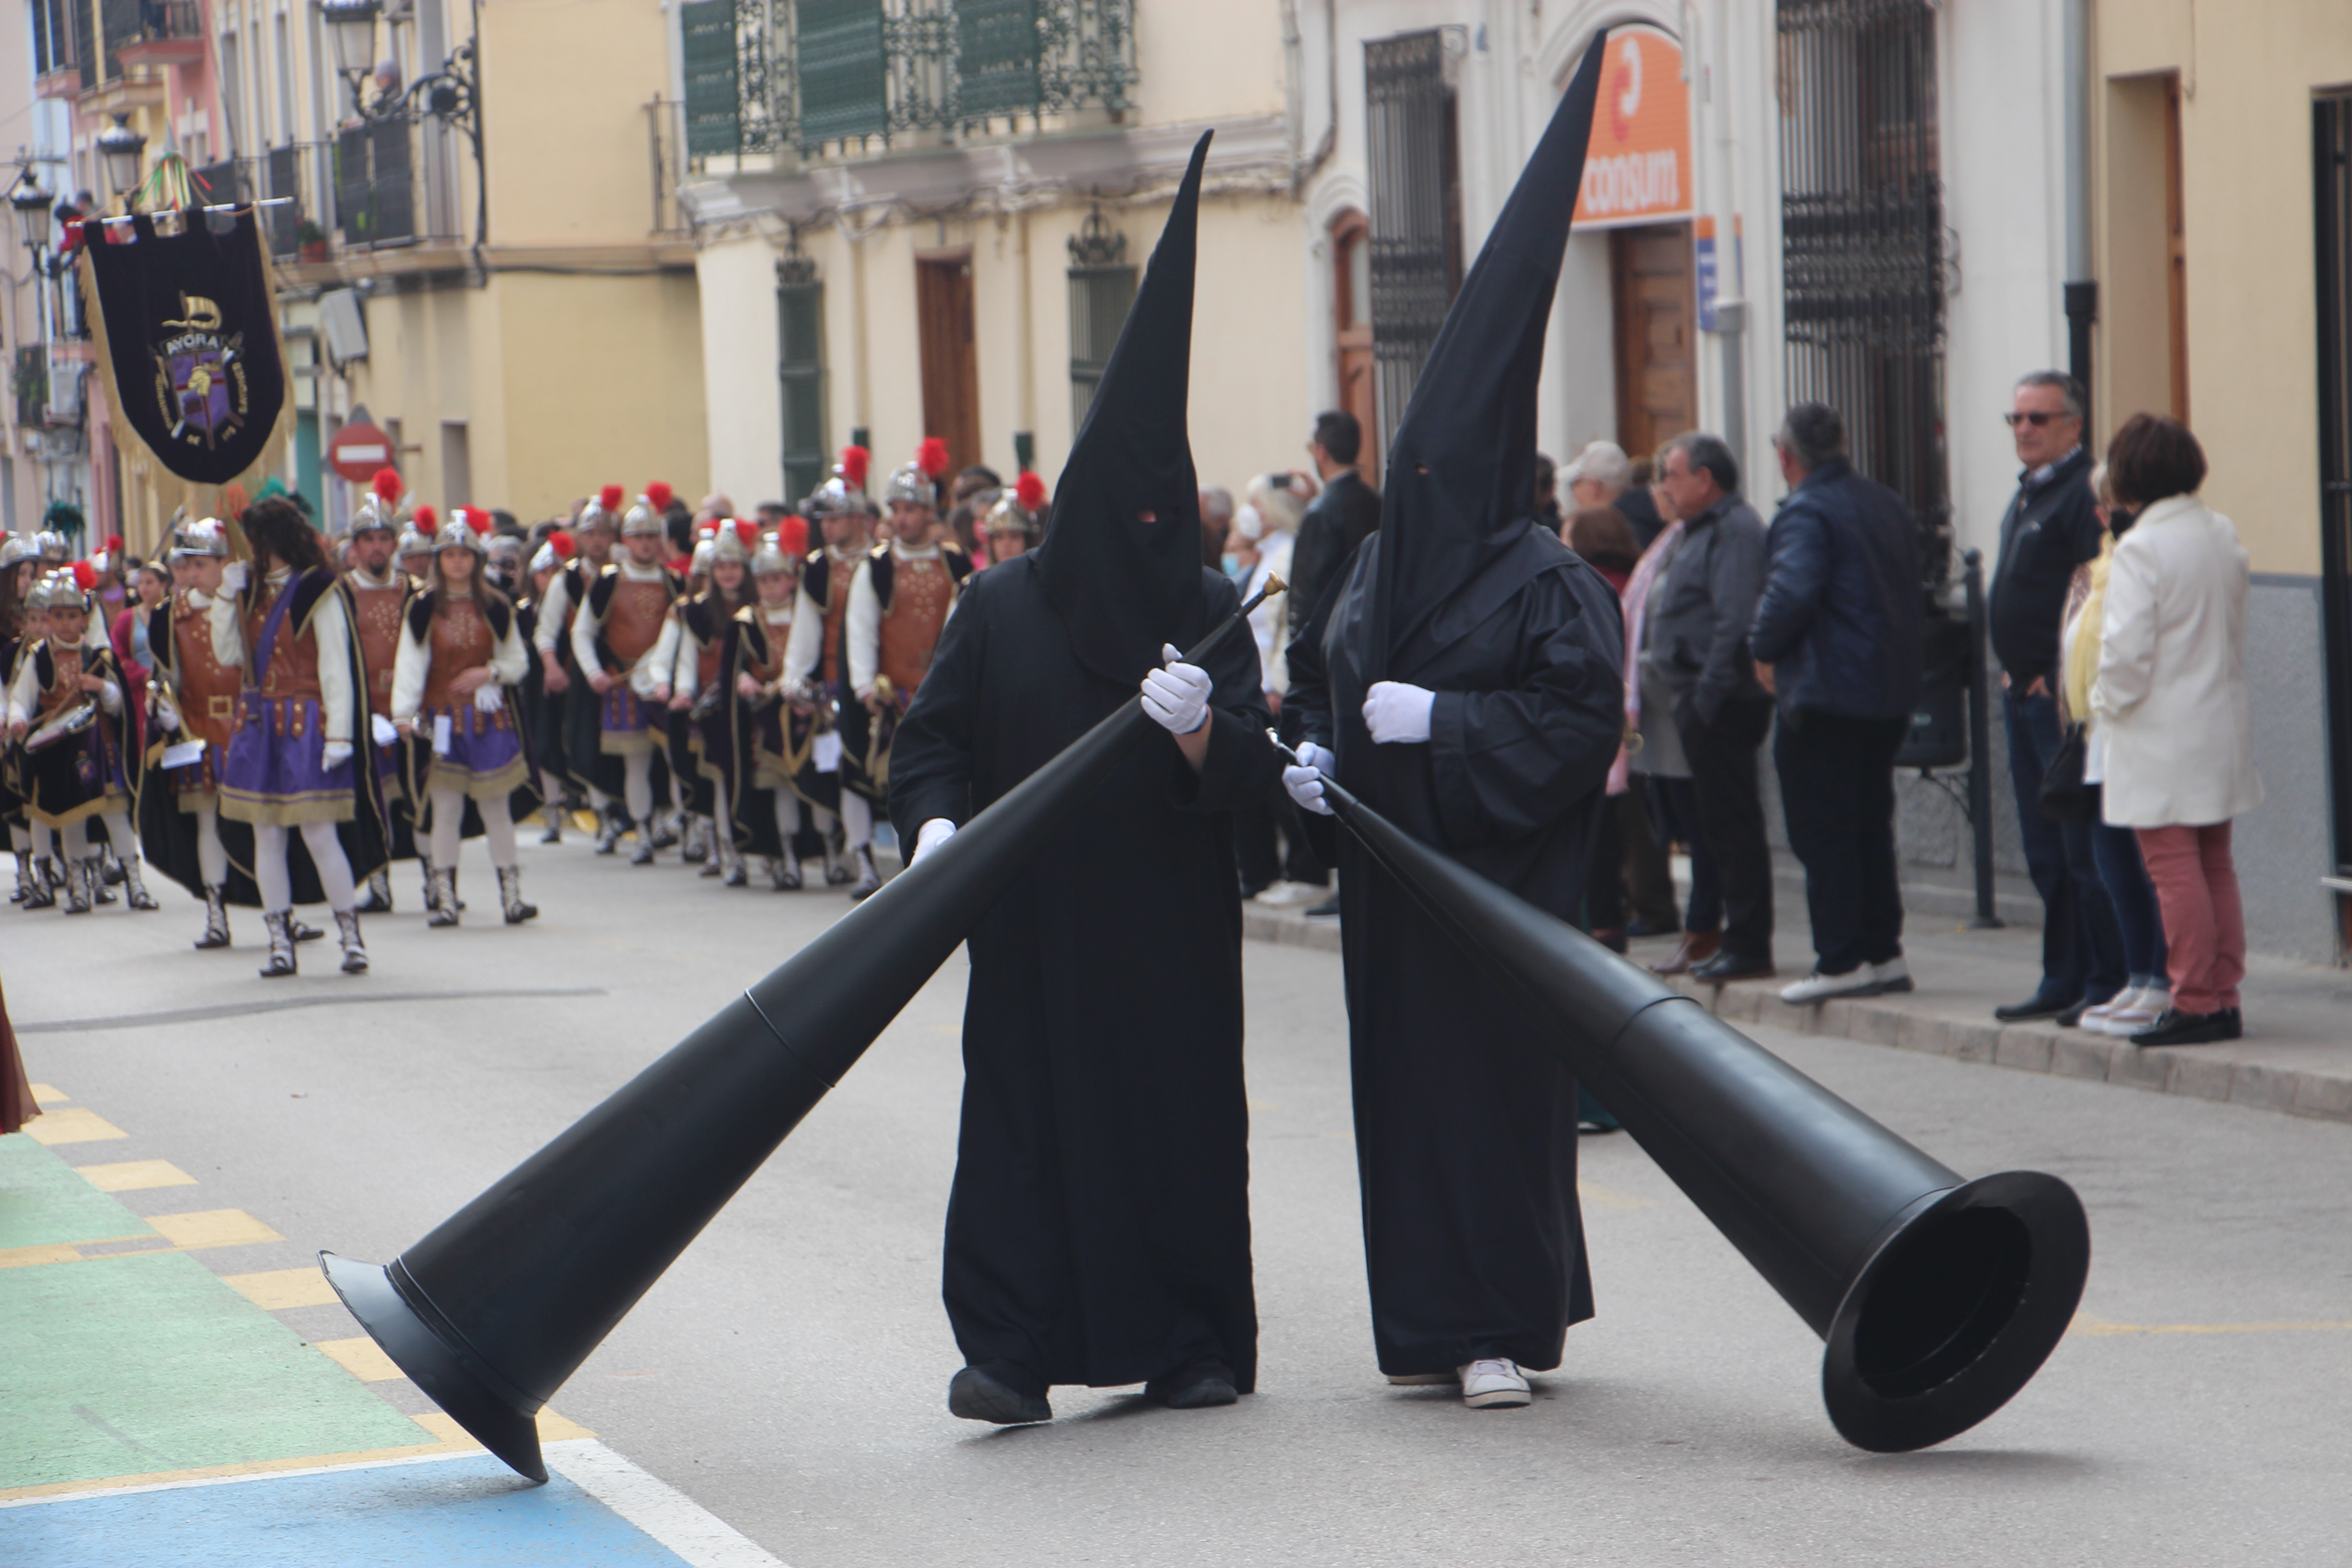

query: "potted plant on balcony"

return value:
[297, 218, 328, 262]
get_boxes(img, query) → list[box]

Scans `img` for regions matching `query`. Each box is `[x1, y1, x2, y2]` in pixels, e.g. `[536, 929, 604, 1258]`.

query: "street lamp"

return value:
[319, 0, 385, 90]
[10, 170, 54, 252]
[95, 116, 147, 210]
[311, 0, 485, 246]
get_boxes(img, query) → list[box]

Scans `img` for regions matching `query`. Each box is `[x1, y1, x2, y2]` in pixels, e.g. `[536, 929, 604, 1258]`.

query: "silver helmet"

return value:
[431, 506, 491, 554]
[622, 481, 676, 539]
[750, 528, 799, 577]
[884, 460, 938, 510]
[0, 534, 32, 570]
[33, 529, 69, 563]
[39, 567, 90, 614]
[708, 518, 760, 567]
[173, 518, 232, 559]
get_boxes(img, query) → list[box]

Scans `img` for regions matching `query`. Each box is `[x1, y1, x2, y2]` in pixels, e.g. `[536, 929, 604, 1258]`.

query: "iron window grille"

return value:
[1065, 204, 1133, 435]
[1365, 27, 1465, 461]
[779, 245, 830, 506]
[1777, 0, 1950, 584]
[2313, 93, 2352, 876]
[682, 0, 1134, 162]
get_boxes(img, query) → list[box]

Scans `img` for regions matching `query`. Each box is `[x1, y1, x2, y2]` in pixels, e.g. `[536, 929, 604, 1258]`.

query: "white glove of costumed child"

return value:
[474, 682, 504, 714]
[1140, 643, 1212, 735]
[1283, 740, 1335, 816]
[321, 740, 354, 770]
[910, 818, 957, 867]
[371, 713, 400, 747]
[1362, 681, 1436, 744]
[220, 560, 249, 594]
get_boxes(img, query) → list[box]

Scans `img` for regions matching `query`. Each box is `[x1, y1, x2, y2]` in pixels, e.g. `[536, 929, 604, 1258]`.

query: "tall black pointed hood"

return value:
[1033, 131, 1211, 686]
[1366, 32, 1609, 677]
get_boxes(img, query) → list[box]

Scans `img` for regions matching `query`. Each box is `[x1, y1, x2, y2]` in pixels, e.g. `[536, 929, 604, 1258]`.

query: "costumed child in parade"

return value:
[782, 451, 875, 887]
[390, 506, 540, 926]
[212, 495, 387, 979]
[667, 518, 761, 886]
[668, 522, 724, 870]
[722, 519, 814, 890]
[397, 518, 434, 585]
[341, 470, 423, 915]
[2, 535, 45, 905]
[981, 474, 1047, 567]
[4, 564, 157, 915]
[839, 440, 971, 899]
[138, 519, 261, 947]
[570, 485, 687, 866]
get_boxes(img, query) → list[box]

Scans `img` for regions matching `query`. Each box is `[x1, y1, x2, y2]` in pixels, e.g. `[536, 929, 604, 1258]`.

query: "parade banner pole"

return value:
[1271, 737, 2088, 1452]
[321, 582, 1283, 1483]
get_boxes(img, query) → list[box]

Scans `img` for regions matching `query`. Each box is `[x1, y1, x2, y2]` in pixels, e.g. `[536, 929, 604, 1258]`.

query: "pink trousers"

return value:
[2134, 822, 2245, 1015]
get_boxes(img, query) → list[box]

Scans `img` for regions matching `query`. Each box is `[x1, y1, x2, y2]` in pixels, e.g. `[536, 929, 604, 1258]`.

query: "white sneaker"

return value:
[1872, 957, 1914, 994]
[1252, 880, 1324, 908]
[2079, 986, 2135, 1034]
[2101, 987, 2170, 1036]
[1779, 968, 1880, 1005]
[1460, 1358, 1530, 1409]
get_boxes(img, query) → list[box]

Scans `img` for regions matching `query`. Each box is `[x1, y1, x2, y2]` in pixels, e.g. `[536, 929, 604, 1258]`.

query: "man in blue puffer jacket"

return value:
[1749, 402, 1924, 1004]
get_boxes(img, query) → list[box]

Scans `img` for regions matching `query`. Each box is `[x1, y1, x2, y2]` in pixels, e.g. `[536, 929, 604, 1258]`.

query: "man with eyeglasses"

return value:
[1989, 371, 2125, 1025]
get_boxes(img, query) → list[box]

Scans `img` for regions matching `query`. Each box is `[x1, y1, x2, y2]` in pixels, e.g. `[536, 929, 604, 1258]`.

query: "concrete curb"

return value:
[1240, 907, 2352, 1124]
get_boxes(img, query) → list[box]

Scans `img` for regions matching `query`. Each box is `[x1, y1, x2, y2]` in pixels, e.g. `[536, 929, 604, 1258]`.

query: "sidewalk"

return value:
[1242, 887, 2352, 1126]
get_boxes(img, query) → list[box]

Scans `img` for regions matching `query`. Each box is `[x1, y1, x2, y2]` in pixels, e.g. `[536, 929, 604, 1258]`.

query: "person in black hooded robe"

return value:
[1282, 36, 1626, 1409]
[889, 133, 1280, 1425]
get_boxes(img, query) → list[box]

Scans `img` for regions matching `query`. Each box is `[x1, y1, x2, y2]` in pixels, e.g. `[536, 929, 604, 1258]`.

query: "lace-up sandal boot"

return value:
[652, 813, 681, 851]
[427, 867, 460, 927]
[630, 818, 658, 866]
[770, 853, 801, 891]
[24, 858, 57, 909]
[720, 841, 747, 887]
[122, 857, 158, 911]
[848, 844, 881, 901]
[260, 910, 298, 977]
[335, 909, 369, 973]
[100, 850, 125, 885]
[10, 854, 33, 904]
[196, 885, 232, 949]
[594, 808, 622, 855]
[356, 867, 392, 914]
[89, 861, 115, 903]
[60, 858, 95, 914]
[539, 804, 564, 844]
[682, 815, 709, 864]
[498, 865, 537, 925]
[290, 916, 325, 943]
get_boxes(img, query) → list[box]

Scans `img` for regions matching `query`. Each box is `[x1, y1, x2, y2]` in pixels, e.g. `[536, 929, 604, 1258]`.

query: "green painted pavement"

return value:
[0, 1136, 429, 1492]
[0, 1131, 156, 1250]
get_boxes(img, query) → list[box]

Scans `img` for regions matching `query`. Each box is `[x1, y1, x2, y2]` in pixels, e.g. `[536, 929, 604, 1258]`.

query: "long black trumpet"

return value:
[1277, 739, 2087, 1453]
[319, 581, 1283, 1483]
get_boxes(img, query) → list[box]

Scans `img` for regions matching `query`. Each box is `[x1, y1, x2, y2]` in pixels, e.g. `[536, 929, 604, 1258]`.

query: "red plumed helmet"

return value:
[776, 515, 809, 556]
[1015, 470, 1048, 512]
[645, 481, 676, 512]
[413, 505, 440, 531]
[549, 530, 577, 560]
[916, 436, 951, 479]
[103, 533, 124, 552]
[71, 560, 97, 590]
[840, 445, 870, 489]
[372, 468, 404, 503]
[464, 506, 493, 535]
[732, 518, 760, 552]
[598, 484, 626, 513]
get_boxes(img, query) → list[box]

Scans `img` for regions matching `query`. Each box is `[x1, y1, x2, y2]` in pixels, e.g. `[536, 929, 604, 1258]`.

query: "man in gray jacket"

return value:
[1651, 431, 1774, 980]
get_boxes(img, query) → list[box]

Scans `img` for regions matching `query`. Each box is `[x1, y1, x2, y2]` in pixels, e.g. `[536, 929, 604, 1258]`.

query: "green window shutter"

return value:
[956, 0, 1040, 123]
[682, 0, 742, 157]
[779, 277, 828, 505]
[796, 0, 887, 149]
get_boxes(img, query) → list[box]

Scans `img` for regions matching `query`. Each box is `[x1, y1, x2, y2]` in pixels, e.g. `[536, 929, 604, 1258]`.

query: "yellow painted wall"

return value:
[1132, 0, 1290, 124]
[478, 0, 674, 247]
[2095, 0, 2352, 574]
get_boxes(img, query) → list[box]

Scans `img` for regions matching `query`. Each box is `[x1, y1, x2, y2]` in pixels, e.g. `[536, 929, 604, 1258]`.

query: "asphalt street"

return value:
[6, 833, 2348, 1566]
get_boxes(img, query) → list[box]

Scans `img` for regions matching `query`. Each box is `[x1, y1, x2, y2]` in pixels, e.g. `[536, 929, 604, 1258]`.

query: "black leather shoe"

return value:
[1994, 992, 2078, 1024]
[948, 1363, 1052, 1426]
[2130, 1007, 2242, 1048]
[1148, 1359, 1239, 1410]
[1304, 895, 1341, 919]
[1690, 951, 1775, 983]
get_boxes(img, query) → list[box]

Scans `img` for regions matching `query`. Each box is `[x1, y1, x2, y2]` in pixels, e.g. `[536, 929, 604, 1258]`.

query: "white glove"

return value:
[1284, 740, 1334, 816]
[321, 740, 354, 770]
[1140, 642, 1212, 735]
[1363, 681, 1436, 745]
[474, 682, 503, 714]
[220, 560, 248, 594]
[911, 818, 957, 867]
[152, 692, 181, 731]
[370, 713, 399, 747]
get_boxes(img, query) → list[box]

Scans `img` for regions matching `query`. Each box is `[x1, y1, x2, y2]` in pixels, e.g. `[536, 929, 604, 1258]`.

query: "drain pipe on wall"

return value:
[2061, 0, 2097, 419]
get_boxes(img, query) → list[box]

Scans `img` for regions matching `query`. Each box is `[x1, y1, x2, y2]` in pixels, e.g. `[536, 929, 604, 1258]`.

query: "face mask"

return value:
[1219, 552, 1244, 580]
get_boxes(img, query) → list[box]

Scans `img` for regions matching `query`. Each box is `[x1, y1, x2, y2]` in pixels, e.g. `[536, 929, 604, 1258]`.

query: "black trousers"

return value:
[1675, 695, 1775, 962]
[1774, 710, 1908, 975]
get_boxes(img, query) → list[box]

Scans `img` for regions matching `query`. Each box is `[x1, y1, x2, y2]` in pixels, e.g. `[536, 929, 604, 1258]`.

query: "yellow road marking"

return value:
[28, 1083, 69, 1106]
[316, 1336, 406, 1382]
[146, 1210, 283, 1250]
[22, 1107, 127, 1146]
[0, 1242, 104, 1269]
[0, 1436, 479, 1504]
[2071, 1312, 2352, 1337]
[411, 1409, 596, 1445]
[74, 1159, 198, 1193]
[223, 1267, 341, 1310]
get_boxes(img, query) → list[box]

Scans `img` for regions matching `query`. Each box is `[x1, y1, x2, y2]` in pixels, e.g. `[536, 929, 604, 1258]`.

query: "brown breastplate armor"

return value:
[244, 602, 323, 701]
[174, 597, 240, 749]
[820, 558, 857, 686]
[38, 646, 83, 719]
[346, 579, 405, 717]
[422, 598, 494, 710]
[879, 557, 952, 697]
[607, 578, 670, 668]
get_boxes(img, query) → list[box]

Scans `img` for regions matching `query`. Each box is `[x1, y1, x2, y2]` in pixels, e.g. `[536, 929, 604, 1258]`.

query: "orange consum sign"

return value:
[1573, 27, 1693, 229]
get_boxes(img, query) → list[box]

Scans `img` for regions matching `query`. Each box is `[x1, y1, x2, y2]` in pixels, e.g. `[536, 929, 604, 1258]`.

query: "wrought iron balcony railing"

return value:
[682, 0, 1136, 163]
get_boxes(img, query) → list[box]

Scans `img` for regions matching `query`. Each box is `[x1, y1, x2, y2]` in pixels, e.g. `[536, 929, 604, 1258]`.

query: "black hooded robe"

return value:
[889, 558, 1277, 1393]
[1287, 524, 1625, 1375]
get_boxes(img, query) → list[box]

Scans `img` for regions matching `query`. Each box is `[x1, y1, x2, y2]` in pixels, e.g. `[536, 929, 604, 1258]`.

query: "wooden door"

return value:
[1331, 210, 1379, 481]
[916, 252, 983, 478]
[1611, 223, 1696, 462]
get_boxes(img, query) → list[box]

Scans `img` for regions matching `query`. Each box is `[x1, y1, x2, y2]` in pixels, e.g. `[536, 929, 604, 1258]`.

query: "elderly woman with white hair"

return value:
[1232, 471, 1327, 904]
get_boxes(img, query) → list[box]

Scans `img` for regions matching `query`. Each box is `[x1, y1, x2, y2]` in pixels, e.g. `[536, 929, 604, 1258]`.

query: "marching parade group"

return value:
[0, 441, 1045, 981]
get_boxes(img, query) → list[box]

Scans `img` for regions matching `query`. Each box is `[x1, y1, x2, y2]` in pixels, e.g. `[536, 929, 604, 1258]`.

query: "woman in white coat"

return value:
[2091, 415, 2261, 1046]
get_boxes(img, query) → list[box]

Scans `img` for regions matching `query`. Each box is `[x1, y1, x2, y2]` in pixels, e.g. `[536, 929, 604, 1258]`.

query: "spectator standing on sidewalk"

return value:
[1989, 372, 2127, 1026]
[1748, 403, 1922, 1003]
[1565, 439, 1669, 550]
[1289, 412, 1382, 918]
[2093, 415, 2260, 1047]
[2061, 461, 2172, 1038]
[1560, 504, 1650, 951]
[1624, 494, 1720, 975]
[1651, 431, 1774, 982]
